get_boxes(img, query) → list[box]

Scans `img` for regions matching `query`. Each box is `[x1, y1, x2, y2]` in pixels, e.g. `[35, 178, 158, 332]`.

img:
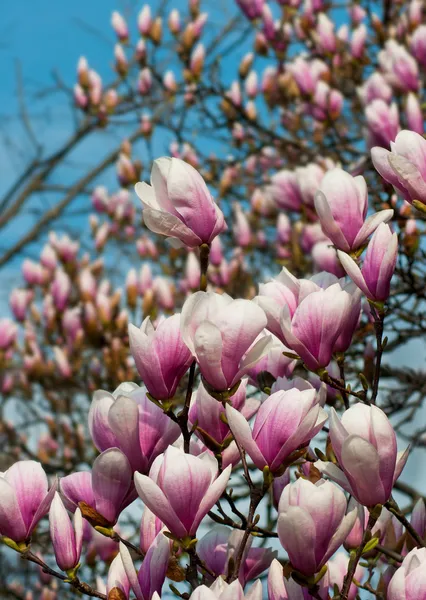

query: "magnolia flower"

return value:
[338, 223, 398, 303]
[181, 291, 271, 392]
[315, 168, 393, 252]
[0, 461, 57, 543]
[316, 404, 409, 507]
[60, 448, 136, 525]
[226, 387, 327, 473]
[88, 383, 180, 473]
[129, 315, 192, 400]
[278, 479, 357, 575]
[119, 532, 170, 600]
[387, 548, 426, 600]
[49, 493, 83, 572]
[135, 158, 226, 247]
[134, 447, 231, 538]
[371, 130, 426, 207]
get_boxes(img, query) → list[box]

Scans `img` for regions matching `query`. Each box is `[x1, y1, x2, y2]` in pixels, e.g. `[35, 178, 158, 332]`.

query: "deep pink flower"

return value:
[338, 223, 398, 302]
[129, 315, 192, 400]
[315, 168, 393, 252]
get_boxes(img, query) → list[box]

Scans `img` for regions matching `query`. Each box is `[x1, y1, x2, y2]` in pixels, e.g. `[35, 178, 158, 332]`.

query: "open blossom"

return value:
[119, 532, 170, 600]
[316, 404, 409, 506]
[49, 493, 83, 572]
[88, 383, 180, 473]
[371, 130, 426, 206]
[387, 548, 426, 600]
[129, 314, 192, 400]
[60, 448, 136, 525]
[181, 291, 270, 392]
[314, 168, 393, 252]
[135, 157, 226, 247]
[134, 447, 231, 538]
[338, 223, 398, 303]
[189, 578, 262, 600]
[277, 479, 357, 575]
[280, 283, 352, 371]
[227, 387, 327, 473]
[0, 461, 57, 543]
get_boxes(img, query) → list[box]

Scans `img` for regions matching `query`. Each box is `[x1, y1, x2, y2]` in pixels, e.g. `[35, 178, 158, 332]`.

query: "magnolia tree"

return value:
[1, 0, 426, 599]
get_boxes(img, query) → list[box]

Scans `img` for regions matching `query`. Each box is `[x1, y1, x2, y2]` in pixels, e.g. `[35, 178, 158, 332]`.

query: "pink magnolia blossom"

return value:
[135, 157, 226, 247]
[371, 130, 426, 206]
[49, 493, 83, 572]
[268, 170, 303, 212]
[134, 446, 231, 538]
[268, 558, 328, 599]
[10, 289, 32, 323]
[277, 479, 357, 575]
[181, 291, 270, 392]
[245, 332, 296, 387]
[226, 387, 327, 473]
[138, 5, 152, 36]
[0, 461, 57, 543]
[188, 379, 259, 451]
[106, 554, 130, 598]
[197, 526, 276, 585]
[119, 532, 170, 600]
[189, 578, 262, 600]
[128, 315, 192, 400]
[88, 383, 180, 473]
[140, 507, 163, 554]
[327, 553, 364, 600]
[338, 223, 398, 302]
[366, 99, 400, 149]
[311, 241, 345, 277]
[279, 283, 352, 371]
[0, 318, 18, 350]
[387, 548, 426, 600]
[111, 11, 128, 41]
[316, 404, 409, 507]
[378, 40, 419, 92]
[358, 72, 392, 105]
[315, 168, 393, 252]
[411, 25, 426, 68]
[60, 448, 136, 525]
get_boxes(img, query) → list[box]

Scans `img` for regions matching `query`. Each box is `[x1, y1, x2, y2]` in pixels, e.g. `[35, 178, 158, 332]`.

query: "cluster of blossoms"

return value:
[2, 140, 426, 600]
[2, 0, 426, 598]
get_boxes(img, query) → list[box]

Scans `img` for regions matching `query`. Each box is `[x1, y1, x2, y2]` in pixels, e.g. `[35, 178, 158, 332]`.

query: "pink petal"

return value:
[134, 472, 187, 538]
